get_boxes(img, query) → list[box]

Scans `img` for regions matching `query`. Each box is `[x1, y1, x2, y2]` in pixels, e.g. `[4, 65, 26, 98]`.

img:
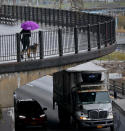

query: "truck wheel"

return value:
[110, 125, 114, 131]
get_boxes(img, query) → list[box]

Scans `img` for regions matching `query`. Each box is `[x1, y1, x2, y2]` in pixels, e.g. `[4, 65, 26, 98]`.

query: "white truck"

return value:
[53, 62, 114, 130]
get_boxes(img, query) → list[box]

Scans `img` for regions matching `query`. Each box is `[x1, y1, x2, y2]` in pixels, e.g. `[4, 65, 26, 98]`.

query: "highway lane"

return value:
[14, 75, 111, 131]
[0, 75, 122, 131]
[15, 76, 59, 130]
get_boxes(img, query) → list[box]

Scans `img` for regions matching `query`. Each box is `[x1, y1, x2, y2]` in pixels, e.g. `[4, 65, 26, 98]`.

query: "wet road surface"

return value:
[1, 75, 124, 131]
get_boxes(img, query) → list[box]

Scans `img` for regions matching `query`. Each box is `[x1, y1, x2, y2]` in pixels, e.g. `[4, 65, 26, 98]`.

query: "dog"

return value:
[27, 43, 38, 59]
[21, 43, 38, 60]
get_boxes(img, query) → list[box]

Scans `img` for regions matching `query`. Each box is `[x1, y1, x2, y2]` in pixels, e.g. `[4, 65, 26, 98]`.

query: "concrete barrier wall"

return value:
[112, 99, 125, 131]
[113, 99, 125, 116]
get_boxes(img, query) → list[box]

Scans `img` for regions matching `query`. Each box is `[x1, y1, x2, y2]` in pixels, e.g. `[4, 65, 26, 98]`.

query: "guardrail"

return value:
[0, 5, 116, 63]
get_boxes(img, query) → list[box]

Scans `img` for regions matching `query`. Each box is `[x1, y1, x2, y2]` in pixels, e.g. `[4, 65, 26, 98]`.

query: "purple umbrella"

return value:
[21, 21, 39, 30]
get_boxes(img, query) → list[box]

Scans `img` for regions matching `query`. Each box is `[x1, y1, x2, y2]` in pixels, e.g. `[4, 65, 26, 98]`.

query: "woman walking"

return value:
[20, 29, 31, 51]
[20, 29, 31, 59]
[20, 21, 39, 59]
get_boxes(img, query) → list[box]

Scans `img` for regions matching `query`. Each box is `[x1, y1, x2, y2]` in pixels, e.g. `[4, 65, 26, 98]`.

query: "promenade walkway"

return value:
[0, 5, 116, 74]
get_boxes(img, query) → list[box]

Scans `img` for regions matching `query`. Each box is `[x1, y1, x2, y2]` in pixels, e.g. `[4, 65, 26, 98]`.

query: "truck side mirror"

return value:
[43, 107, 47, 111]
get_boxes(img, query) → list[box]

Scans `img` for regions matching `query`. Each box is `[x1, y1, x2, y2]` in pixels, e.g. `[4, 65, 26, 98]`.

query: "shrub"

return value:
[97, 51, 125, 61]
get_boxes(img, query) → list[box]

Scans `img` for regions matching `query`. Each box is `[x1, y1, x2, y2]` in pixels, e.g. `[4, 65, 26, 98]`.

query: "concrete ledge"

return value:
[112, 99, 125, 116]
[0, 44, 117, 74]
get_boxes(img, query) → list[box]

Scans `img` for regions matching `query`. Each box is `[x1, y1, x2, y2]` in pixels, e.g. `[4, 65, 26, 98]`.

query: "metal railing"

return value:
[110, 79, 125, 99]
[0, 5, 116, 63]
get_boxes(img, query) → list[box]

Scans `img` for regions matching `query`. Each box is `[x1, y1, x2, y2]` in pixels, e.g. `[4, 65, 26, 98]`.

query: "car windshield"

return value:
[17, 101, 44, 116]
[77, 91, 111, 104]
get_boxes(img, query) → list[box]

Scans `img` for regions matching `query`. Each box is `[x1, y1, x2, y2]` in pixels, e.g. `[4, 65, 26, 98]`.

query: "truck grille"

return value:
[99, 111, 108, 118]
[88, 110, 108, 119]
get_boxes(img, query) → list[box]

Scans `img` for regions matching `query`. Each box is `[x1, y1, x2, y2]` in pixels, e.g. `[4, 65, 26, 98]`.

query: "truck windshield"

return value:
[77, 91, 111, 104]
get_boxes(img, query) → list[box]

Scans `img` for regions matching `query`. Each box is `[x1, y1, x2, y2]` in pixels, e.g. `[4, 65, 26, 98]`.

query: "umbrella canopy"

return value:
[21, 21, 39, 30]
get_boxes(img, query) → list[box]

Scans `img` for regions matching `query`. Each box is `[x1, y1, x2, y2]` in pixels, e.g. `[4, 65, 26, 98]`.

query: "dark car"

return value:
[14, 96, 47, 129]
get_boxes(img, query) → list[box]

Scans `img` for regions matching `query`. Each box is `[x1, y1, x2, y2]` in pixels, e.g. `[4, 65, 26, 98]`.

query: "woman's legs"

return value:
[21, 38, 30, 59]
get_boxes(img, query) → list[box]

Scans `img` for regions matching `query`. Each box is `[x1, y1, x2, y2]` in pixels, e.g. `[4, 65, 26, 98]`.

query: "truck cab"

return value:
[72, 82, 113, 130]
[53, 62, 114, 130]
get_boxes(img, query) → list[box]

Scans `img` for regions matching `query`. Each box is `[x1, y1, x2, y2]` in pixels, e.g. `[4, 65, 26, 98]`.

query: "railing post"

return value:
[3, 5, 6, 15]
[110, 20, 113, 45]
[36, 7, 39, 23]
[44, 8, 47, 25]
[1, 5, 4, 15]
[87, 24, 91, 51]
[74, 27, 78, 54]
[16, 33, 21, 62]
[39, 31, 44, 59]
[24, 6, 27, 21]
[57, 9, 60, 27]
[48, 8, 51, 26]
[70, 11, 72, 27]
[87, 13, 90, 24]
[40, 8, 43, 25]
[28, 7, 31, 21]
[52, 9, 55, 26]
[97, 22, 101, 49]
[61, 10, 64, 27]
[20, 6, 23, 22]
[113, 81, 117, 99]
[74, 11, 77, 27]
[32, 7, 34, 21]
[113, 19, 116, 43]
[58, 28, 63, 56]
[66, 11, 69, 27]
[122, 83, 125, 95]
[105, 22, 108, 47]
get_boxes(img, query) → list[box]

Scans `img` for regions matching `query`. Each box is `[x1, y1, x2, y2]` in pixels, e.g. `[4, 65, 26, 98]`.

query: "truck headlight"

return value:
[108, 112, 113, 119]
[80, 116, 87, 120]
